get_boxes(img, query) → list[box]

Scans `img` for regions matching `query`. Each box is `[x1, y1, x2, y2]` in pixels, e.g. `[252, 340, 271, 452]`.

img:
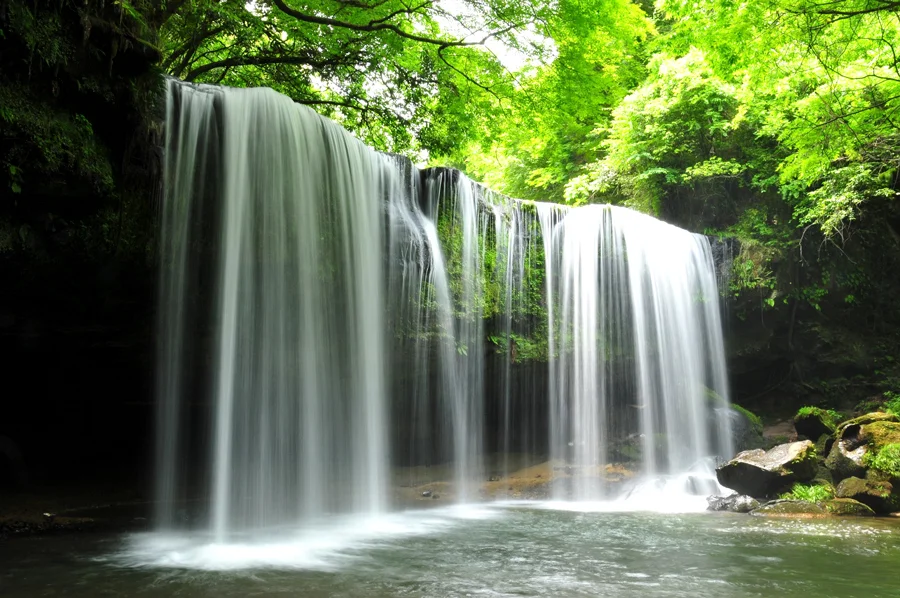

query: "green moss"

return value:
[839, 412, 899, 432]
[732, 403, 763, 434]
[779, 482, 834, 502]
[820, 498, 876, 516]
[862, 421, 900, 450]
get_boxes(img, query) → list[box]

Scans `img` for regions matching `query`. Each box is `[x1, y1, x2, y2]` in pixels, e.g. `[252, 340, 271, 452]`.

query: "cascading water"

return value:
[540, 206, 733, 501]
[155, 80, 733, 542]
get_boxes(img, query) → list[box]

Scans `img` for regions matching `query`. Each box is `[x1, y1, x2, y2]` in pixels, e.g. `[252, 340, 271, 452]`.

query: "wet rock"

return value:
[825, 425, 868, 482]
[749, 500, 828, 518]
[794, 409, 837, 439]
[716, 440, 818, 497]
[820, 498, 876, 516]
[707, 493, 760, 513]
[835, 476, 900, 514]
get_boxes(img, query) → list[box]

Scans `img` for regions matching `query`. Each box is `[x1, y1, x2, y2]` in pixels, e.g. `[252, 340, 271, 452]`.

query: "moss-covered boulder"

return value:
[706, 392, 765, 451]
[820, 498, 876, 516]
[794, 408, 838, 439]
[838, 412, 899, 432]
[835, 476, 900, 514]
[716, 440, 818, 497]
[749, 500, 828, 518]
[861, 421, 900, 451]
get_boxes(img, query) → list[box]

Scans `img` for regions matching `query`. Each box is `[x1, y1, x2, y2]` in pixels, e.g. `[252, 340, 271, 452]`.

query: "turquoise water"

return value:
[2, 504, 898, 597]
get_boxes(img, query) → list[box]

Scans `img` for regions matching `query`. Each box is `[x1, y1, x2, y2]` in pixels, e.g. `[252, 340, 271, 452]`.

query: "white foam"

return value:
[117, 505, 503, 571]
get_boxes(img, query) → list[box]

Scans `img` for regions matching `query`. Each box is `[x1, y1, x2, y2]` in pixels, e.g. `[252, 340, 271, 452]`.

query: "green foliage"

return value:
[885, 392, 900, 417]
[0, 86, 114, 195]
[795, 406, 843, 428]
[864, 443, 900, 478]
[779, 482, 835, 502]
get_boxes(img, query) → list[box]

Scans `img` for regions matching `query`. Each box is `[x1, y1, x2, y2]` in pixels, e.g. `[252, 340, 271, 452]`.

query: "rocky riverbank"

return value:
[710, 408, 900, 518]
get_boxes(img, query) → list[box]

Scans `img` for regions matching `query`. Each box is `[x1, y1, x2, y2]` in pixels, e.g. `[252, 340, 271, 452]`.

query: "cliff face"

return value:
[0, 2, 162, 488]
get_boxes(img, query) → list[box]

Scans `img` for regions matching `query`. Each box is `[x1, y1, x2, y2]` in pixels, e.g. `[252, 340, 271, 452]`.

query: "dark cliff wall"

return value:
[0, 1, 162, 490]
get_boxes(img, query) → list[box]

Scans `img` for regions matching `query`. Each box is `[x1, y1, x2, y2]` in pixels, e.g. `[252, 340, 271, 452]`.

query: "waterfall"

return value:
[540, 206, 733, 500]
[156, 80, 733, 536]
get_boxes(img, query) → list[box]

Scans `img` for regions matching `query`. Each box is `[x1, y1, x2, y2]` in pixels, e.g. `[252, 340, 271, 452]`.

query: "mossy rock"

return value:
[835, 476, 900, 514]
[707, 392, 764, 451]
[838, 412, 899, 433]
[750, 500, 828, 518]
[861, 421, 900, 451]
[716, 440, 818, 497]
[820, 498, 876, 516]
[814, 433, 835, 460]
[794, 408, 838, 439]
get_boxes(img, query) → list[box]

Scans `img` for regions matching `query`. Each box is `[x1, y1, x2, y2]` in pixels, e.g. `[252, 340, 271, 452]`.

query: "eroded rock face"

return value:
[716, 440, 817, 497]
[825, 425, 868, 482]
[707, 493, 760, 513]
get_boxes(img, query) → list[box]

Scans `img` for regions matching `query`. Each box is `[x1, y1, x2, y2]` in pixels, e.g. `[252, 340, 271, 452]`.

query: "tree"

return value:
[156, 0, 550, 153]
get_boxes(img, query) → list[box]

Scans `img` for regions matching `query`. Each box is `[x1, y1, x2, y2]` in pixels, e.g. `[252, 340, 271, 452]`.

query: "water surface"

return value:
[2, 505, 897, 597]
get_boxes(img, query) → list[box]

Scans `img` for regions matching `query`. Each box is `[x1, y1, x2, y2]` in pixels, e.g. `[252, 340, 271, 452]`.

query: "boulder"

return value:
[861, 421, 900, 451]
[820, 498, 876, 517]
[835, 476, 900, 514]
[838, 412, 899, 433]
[825, 425, 868, 482]
[707, 494, 760, 513]
[749, 500, 828, 518]
[793, 409, 837, 439]
[716, 440, 818, 497]
[730, 406, 766, 452]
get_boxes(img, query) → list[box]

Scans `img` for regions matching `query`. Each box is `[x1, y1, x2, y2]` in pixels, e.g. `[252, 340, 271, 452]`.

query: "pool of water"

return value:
[2, 503, 898, 597]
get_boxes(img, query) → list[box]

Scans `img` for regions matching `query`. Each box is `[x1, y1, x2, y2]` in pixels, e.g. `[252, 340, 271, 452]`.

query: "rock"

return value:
[814, 434, 835, 461]
[825, 425, 868, 482]
[750, 500, 828, 518]
[730, 406, 766, 452]
[421, 490, 433, 497]
[716, 440, 818, 497]
[707, 493, 760, 513]
[835, 476, 900, 514]
[861, 421, 900, 451]
[820, 498, 876, 516]
[838, 412, 899, 432]
[793, 409, 837, 439]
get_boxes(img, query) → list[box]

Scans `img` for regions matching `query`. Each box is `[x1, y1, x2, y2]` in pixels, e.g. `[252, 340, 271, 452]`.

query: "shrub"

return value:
[795, 406, 842, 427]
[864, 443, 900, 478]
[884, 392, 900, 417]
[780, 482, 834, 502]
